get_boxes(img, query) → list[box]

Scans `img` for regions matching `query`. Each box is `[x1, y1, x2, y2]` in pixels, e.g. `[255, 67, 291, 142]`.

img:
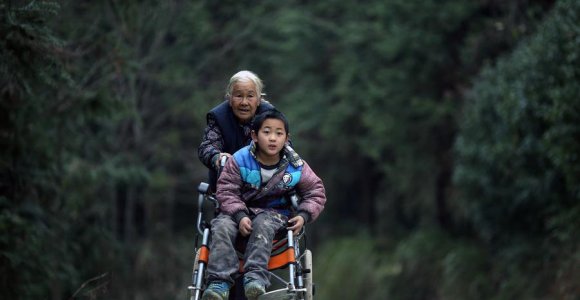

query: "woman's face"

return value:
[229, 80, 260, 123]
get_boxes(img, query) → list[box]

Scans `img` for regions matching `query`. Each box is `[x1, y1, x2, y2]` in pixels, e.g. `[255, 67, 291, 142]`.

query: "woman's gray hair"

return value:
[225, 70, 264, 98]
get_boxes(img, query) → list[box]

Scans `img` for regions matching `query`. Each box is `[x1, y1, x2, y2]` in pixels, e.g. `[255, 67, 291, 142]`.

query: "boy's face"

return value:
[251, 118, 288, 163]
[229, 80, 259, 123]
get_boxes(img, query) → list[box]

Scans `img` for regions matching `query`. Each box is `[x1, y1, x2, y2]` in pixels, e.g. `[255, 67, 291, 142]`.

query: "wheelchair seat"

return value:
[234, 227, 303, 272]
[189, 182, 314, 300]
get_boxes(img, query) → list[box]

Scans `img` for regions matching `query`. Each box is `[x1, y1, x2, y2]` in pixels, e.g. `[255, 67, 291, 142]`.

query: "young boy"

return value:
[202, 109, 326, 300]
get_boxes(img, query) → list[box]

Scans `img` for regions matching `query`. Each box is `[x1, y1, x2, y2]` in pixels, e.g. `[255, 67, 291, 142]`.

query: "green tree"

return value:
[454, 0, 580, 297]
[249, 0, 552, 239]
[1, 1, 124, 298]
[2, 0, 575, 299]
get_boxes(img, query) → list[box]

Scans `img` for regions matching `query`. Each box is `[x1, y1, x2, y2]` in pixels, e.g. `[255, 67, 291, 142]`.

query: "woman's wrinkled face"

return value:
[229, 80, 259, 123]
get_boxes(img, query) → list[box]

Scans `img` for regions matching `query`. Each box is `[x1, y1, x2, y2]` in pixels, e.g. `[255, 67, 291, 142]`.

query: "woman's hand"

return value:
[287, 216, 305, 236]
[239, 217, 253, 237]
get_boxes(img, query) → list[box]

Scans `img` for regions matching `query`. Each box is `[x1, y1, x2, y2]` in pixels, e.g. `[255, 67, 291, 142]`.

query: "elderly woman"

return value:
[198, 70, 274, 191]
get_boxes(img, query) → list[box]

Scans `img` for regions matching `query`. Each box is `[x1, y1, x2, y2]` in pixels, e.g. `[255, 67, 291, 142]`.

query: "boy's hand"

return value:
[239, 217, 252, 237]
[287, 216, 305, 236]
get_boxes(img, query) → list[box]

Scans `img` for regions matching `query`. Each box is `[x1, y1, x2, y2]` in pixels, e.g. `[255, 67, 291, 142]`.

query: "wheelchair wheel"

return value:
[303, 249, 314, 300]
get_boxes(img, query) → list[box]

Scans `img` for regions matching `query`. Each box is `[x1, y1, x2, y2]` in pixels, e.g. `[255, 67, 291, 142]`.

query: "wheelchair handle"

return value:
[197, 182, 209, 194]
[197, 183, 209, 211]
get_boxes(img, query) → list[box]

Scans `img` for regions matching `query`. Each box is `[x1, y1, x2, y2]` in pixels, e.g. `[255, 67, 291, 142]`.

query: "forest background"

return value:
[1, 0, 579, 299]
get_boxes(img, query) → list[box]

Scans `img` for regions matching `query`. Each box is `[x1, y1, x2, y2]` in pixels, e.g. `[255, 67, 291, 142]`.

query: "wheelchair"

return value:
[188, 181, 315, 300]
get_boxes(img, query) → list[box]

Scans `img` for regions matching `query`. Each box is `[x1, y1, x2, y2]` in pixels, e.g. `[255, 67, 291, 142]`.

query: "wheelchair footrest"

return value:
[258, 288, 296, 300]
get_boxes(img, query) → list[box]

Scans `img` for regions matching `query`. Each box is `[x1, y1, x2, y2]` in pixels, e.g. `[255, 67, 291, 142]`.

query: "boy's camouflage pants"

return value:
[206, 211, 288, 287]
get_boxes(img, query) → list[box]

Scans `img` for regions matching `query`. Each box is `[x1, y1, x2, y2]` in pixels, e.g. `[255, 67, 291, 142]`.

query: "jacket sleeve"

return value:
[216, 157, 249, 223]
[198, 115, 223, 169]
[295, 161, 326, 223]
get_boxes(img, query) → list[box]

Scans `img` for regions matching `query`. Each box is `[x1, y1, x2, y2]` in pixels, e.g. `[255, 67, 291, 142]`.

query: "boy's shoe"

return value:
[201, 281, 230, 300]
[244, 277, 266, 300]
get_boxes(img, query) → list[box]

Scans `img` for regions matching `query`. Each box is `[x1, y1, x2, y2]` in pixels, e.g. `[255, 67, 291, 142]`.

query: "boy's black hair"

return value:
[251, 109, 289, 134]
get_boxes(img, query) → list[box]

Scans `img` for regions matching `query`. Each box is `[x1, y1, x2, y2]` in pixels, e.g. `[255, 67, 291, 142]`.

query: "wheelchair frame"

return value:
[188, 182, 314, 300]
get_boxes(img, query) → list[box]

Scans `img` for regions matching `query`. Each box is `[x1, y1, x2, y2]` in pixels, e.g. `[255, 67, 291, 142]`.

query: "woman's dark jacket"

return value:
[198, 99, 274, 190]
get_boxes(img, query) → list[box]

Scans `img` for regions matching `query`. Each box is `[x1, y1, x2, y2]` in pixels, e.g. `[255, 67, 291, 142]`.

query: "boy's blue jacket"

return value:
[216, 142, 326, 225]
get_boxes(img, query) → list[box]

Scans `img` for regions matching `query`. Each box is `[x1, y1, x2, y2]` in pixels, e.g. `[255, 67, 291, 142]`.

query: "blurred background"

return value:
[1, 0, 579, 299]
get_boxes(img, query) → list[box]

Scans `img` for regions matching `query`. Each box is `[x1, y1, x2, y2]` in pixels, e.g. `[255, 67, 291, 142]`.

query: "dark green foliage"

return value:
[250, 0, 553, 239]
[314, 236, 382, 300]
[441, 241, 491, 300]
[454, 0, 580, 297]
[1, 0, 578, 299]
[315, 230, 493, 300]
[1, 1, 124, 298]
[455, 0, 579, 242]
